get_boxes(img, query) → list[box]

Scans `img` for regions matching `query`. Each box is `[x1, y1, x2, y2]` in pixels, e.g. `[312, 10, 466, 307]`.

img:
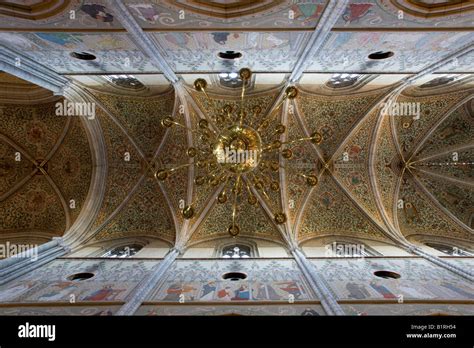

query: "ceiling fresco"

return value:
[0, 85, 93, 245]
[0, 0, 472, 253]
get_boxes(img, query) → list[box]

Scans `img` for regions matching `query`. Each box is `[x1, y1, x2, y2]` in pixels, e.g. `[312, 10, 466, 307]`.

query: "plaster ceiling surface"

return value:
[0, 0, 472, 252]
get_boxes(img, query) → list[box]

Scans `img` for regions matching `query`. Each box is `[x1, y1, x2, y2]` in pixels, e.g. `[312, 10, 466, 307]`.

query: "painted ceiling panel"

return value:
[93, 176, 176, 243]
[373, 116, 400, 224]
[0, 32, 158, 73]
[0, 99, 93, 242]
[152, 31, 310, 72]
[0, 0, 123, 29]
[285, 106, 320, 229]
[394, 90, 472, 158]
[298, 173, 389, 243]
[415, 173, 473, 229]
[306, 31, 474, 73]
[296, 89, 385, 159]
[334, 0, 474, 28]
[412, 147, 474, 182]
[123, 0, 326, 29]
[332, 109, 384, 225]
[90, 106, 144, 231]
[397, 173, 473, 241]
[414, 98, 474, 160]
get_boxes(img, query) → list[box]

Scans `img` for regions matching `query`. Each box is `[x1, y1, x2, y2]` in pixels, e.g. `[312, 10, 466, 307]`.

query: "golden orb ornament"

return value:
[198, 119, 209, 129]
[187, 147, 197, 158]
[285, 86, 298, 99]
[239, 68, 252, 80]
[194, 78, 207, 92]
[274, 212, 287, 224]
[310, 131, 323, 144]
[248, 194, 257, 205]
[306, 174, 318, 186]
[195, 176, 205, 185]
[155, 170, 168, 181]
[161, 117, 174, 128]
[213, 125, 262, 174]
[182, 205, 195, 219]
[275, 124, 286, 134]
[270, 181, 280, 191]
[282, 149, 293, 159]
[228, 224, 240, 237]
[218, 191, 228, 203]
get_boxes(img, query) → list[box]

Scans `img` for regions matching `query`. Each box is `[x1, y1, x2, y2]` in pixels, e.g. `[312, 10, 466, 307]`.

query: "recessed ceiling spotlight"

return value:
[218, 51, 243, 60]
[70, 51, 97, 61]
[368, 51, 394, 60]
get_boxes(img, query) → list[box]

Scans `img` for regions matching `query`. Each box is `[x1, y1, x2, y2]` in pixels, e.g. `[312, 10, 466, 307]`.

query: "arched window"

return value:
[425, 243, 472, 256]
[326, 74, 360, 88]
[102, 244, 143, 258]
[219, 71, 243, 88]
[420, 74, 458, 88]
[104, 75, 144, 89]
[222, 245, 251, 258]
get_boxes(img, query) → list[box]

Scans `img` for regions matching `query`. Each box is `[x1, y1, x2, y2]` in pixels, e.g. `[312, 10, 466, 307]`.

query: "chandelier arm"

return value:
[239, 82, 246, 127]
[256, 103, 285, 132]
[250, 171, 272, 206]
[160, 162, 194, 176]
[231, 175, 242, 228]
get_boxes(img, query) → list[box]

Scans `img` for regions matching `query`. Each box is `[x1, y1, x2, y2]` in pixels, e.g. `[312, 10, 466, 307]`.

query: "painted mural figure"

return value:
[290, 3, 324, 25]
[254, 283, 282, 300]
[80, 4, 114, 23]
[37, 282, 77, 301]
[369, 280, 396, 299]
[346, 282, 370, 299]
[440, 282, 474, 299]
[163, 283, 197, 301]
[129, 4, 160, 23]
[397, 284, 433, 299]
[211, 32, 229, 45]
[276, 281, 302, 299]
[232, 285, 250, 301]
[0, 283, 33, 302]
[217, 286, 232, 301]
[200, 281, 216, 301]
[83, 285, 126, 301]
[342, 3, 374, 24]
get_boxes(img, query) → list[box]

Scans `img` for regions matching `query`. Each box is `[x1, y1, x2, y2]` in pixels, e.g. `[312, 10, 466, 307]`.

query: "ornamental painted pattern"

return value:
[397, 177, 473, 240]
[298, 174, 389, 242]
[307, 31, 474, 73]
[415, 100, 474, 159]
[296, 90, 384, 159]
[0, 101, 92, 240]
[373, 116, 400, 223]
[395, 91, 472, 157]
[148, 259, 315, 302]
[312, 258, 474, 301]
[333, 109, 383, 225]
[0, 259, 157, 303]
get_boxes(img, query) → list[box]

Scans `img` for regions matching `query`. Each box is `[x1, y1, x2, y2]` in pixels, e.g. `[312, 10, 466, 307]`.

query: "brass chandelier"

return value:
[157, 68, 322, 237]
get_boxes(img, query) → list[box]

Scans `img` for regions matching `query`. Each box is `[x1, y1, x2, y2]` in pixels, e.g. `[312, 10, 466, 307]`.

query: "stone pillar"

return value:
[0, 238, 70, 286]
[115, 248, 181, 316]
[292, 248, 345, 315]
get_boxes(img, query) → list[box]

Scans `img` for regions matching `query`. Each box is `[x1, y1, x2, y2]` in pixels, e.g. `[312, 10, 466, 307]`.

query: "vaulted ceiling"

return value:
[0, 0, 472, 251]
